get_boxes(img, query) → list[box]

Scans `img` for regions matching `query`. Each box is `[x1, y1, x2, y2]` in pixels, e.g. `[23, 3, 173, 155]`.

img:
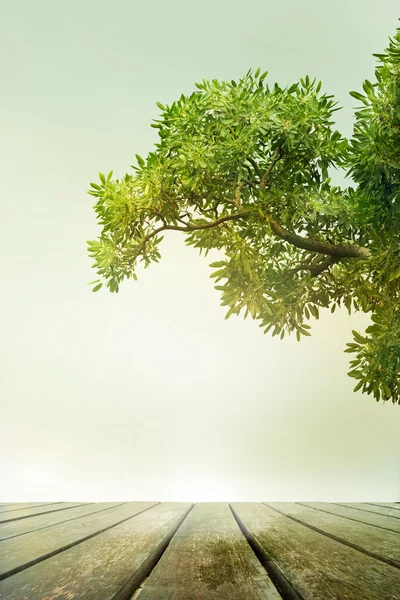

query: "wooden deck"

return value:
[0, 502, 399, 599]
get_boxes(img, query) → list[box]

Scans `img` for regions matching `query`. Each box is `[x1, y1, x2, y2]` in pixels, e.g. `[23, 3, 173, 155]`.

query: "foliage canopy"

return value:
[87, 22, 400, 405]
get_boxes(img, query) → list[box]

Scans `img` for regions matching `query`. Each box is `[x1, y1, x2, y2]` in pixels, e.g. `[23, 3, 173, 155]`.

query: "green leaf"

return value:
[298, 328, 311, 336]
[92, 283, 103, 292]
[347, 369, 362, 379]
[383, 383, 392, 398]
[209, 261, 227, 268]
[372, 53, 386, 60]
[353, 380, 364, 392]
[352, 330, 366, 344]
[365, 325, 380, 334]
[349, 91, 369, 105]
[388, 267, 400, 282]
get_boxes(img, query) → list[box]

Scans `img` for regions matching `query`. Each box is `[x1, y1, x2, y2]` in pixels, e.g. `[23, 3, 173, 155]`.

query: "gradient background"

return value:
[1, 0, 399, 501]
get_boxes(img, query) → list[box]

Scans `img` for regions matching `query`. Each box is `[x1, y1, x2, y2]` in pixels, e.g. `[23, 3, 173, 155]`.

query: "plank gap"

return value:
[0, 502, 129, 542]
[295, 502, 400, 535]
[263, 503, 400, 571]
[336, 503, 400, 520]
[0, 502, 160, 581]
[229, 503, 302, 600]
[0, 503, 63, 514]
[113, 503, 194, 600]
[366, 503, 400, 512]
[0, 503, 89, 524]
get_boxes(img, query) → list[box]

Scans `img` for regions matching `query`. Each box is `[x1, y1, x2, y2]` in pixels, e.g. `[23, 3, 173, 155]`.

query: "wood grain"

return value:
[0, 502, 192, 600]
[265, 502, 400, 567]
[231, 502, 400, 600]
[298, 502, 400, 533]
[339, 502, 400, 520]
[0, 503, 61, 513]
[136, 502, 282, 600]
[0, 502, 124, 541]
[0, 501, 158, 579]
[0, 502, 87, 523]
[368, 503, 400, 512]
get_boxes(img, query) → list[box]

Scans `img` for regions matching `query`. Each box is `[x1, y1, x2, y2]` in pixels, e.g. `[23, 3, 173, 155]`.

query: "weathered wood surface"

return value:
[0, 503, 61, 512]
[0, 501, 158, 579]
[231, 502, 400, 600]
[339, 502, 400, 520]
[135, 502, 282, 600]
[0, 502, 87, 523]
[0, 502, 192, 600]
[1, 502, 400, 600]
[0, 502, 125, 541]
[299, 501, 400, 533]
[265, 502, 400, 567]
[369, 502, 400, 512]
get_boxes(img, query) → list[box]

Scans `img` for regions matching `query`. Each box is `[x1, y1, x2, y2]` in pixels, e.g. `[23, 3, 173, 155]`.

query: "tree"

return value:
[87, 22, 400, 405]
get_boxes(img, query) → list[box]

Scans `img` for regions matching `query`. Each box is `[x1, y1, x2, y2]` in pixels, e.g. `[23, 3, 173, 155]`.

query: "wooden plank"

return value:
[368, 502, 400, 511]
[265, 502, 400, 567]
[298, 502, 400, 533]
[0, 502, 88, 523]
[0, 502, 192, 600]
[136, 502, 282, 600]
[0, 502, 62, 513]
[339, 502, 400, 520]
[232, 502, 400, 600]
[0, 501, 158, 579]
[0, 502, 124, 541]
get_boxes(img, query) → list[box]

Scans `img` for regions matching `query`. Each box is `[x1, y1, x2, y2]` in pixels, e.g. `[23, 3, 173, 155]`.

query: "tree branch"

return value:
[137, 210, 252, 255]
[260, 148, 283, 188]
[246, 157, 261, 179]
[290, 255, 341, 277]
[255, 147, 372, 260]
[235, 181, 244, 210]
[267, 213, 372, 259]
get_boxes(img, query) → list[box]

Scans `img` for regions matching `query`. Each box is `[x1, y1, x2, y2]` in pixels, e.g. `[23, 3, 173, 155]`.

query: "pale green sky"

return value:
[0, 1, 399, 501]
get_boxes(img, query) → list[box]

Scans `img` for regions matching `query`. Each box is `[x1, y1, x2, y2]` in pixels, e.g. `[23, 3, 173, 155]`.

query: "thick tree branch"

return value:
[256, 148, 372, 260]
[140, 204, 371, 264]
[267, 214, 372, 259]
